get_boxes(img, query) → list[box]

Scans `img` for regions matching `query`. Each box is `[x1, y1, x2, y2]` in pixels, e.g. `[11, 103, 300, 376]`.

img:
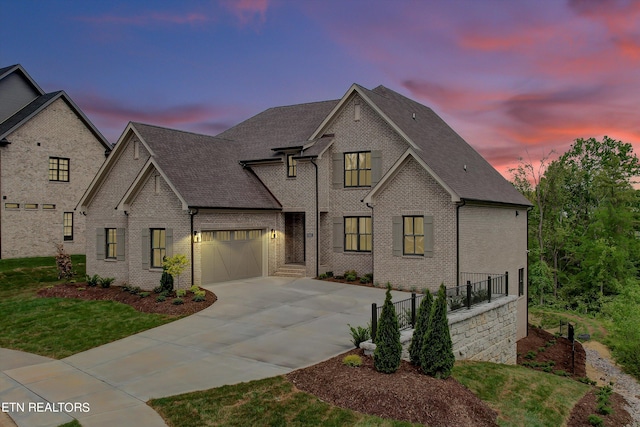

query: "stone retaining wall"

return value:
[361, 295, 518, 365]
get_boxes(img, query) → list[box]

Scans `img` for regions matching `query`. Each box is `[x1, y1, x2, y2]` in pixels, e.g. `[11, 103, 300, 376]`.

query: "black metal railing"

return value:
[370, 272, 509, 341]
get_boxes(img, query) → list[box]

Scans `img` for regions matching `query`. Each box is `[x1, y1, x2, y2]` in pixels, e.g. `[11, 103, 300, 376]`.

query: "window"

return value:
[287, 154, 297, 177]
[25, 204, 38, 210]
[150, 229, 166, 268]
[106, 228, 117, 259]
[403, 216, 424, 255]
[5, 203, 19, 209]
[519, 268, 525, 296]
[43, 204, 56, 209]
[344, 151, 371, 187]
[63, 212, 73, 241]
[345, 217, 371, 252]
[49, 157, 69, 182]
[235, 230, 247, 240]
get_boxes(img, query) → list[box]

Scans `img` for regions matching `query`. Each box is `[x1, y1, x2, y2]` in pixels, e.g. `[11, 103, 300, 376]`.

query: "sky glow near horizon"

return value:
[2, 0, 640, 178]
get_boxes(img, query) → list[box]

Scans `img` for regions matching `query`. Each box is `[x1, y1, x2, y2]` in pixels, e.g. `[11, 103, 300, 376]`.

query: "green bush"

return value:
[153, 285, 163, 294]
[374, 284, 402, 374]
[409, 290, 433, 366]
[99, 277, 115, 288]
[159, 258, 174, 293]
[176, 289, 187, 298]
[318, 273, 328, 280]
[156, 295, 166, 302]
[359, 276, 371, 284]
[192, 290, 206, 302]
[348, 324, 371, 348]
[345, 273, 357, 282]
[326, 271, 333, 277]
[129, 286, 142, 295]
[139, 292, 150, 298]
[86, 274, 100, 287]
[172, 298, 184, 305]
[189, 285, 200, 294]
[525, 350, 537, 359]
[420, 284, 455, 379]
[342, 354, 362, 367]
[588, 414, 604, 427]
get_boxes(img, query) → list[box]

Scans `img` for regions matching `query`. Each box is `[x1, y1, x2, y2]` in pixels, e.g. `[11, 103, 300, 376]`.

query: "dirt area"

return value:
[288, 348, 498, 427]
[37, 283, 216, 316]
[517, 325, 632, 427]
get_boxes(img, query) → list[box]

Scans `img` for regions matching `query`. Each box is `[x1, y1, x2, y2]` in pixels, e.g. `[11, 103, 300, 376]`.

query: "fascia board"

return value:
[362, 148, 460, 205]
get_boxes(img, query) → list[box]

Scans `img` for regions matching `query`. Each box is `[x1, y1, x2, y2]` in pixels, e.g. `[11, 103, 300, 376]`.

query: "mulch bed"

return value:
[37, 283, 216, 316]
[287, 348, 499, 427]
[517, 325, 631, 426]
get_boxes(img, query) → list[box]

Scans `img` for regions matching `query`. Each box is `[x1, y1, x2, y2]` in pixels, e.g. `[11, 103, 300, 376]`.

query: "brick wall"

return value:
[458, 204, 528, 340]
[1, 98, 106, 258]
[372, 156, 457, 291]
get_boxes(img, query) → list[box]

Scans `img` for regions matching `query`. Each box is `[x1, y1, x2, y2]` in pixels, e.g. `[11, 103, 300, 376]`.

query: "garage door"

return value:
[201, 230, 263, 284]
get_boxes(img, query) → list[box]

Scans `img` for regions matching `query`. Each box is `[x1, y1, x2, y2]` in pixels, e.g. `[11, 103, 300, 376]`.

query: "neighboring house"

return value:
[0, 64, 111, 258]
[78, 84, 531, 339]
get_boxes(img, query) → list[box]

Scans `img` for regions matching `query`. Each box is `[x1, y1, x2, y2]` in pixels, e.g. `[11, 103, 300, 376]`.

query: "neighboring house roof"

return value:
[0, 64, 111, 150]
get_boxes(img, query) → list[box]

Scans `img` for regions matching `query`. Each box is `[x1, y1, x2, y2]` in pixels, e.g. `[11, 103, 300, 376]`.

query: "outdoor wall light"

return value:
[193, 231, 202, 243]
[271, 229, 276, 239]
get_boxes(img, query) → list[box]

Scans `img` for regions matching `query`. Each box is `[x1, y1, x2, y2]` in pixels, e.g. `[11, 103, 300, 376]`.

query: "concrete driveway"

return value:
[0, 277, 404, 427]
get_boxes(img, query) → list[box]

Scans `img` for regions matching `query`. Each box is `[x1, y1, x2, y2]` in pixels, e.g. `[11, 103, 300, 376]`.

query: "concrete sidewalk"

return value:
[0, 277, 401, 427]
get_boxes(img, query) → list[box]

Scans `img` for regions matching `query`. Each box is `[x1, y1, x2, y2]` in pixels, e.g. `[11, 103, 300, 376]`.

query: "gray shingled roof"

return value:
[216, 100, 339, 159]
[360, 85, 531, 206]
[132, 123, 281, 210]
[0, 91, 60, 138]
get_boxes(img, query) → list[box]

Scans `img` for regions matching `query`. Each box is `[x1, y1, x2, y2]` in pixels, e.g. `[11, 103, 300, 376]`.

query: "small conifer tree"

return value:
[409, 289, 433, 365]
[420, 284, 455, 378]
[374, 283, 402, 373]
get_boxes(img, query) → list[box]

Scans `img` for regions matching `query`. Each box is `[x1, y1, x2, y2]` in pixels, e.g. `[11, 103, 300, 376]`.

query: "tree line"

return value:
[511, 136, 640, 312]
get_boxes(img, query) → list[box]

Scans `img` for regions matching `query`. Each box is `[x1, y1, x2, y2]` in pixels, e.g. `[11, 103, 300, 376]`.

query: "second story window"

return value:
[344, 151, 371, 187]
[49, 157, 69, 182]
[287, 154, 297, 177]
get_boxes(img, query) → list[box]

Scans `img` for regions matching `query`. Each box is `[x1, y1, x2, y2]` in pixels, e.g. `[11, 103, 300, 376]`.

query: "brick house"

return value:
[0, 64, 111, 258]
[78, 84, 531, 339]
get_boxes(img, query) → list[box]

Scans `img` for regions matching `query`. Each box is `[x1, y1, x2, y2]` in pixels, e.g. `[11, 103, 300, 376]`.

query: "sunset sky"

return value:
[2, 0, 640, 178]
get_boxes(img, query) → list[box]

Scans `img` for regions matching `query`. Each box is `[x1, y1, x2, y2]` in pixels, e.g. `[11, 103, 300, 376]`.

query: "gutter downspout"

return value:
[310, 159, 319, 277]
[456, 199, 466, 287]
[189, 208, 198, 286]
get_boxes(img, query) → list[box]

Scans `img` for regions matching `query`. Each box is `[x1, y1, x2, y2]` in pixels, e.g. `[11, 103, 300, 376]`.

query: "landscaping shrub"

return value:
[420, 284, 455, 379]
[86, 274, 100, 287]
[192, 291, 206, 302]
[159, 260, 174, 293]
[588, 414, 604, 427]
[374, 284, 402, 374]
[408, 290, 433, 366]
[156, 295, 166, 302]
[139, 292, 150, 298]
[342, 354, 362, 367]
[162, 254, 189, 289]
[344, 269, 357, 282]
[318, 273, 328, 280]
[189, 285, 200, 294]
[55, 244, 74, 281]
[176, 289, 186, 298]
[99, 277, 114, 288]
[172, 298, 184, 305]
[348, 324, 371, 348]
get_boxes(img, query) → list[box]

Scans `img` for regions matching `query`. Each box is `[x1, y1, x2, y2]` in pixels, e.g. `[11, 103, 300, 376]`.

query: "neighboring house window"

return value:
[287, 154, 297, 177]
[43, 204, 56, 209]
[519, 268, 525, 296]
[151, 228, 166, 268]
[5, 203, 19, 209]
[25, 204, 38, 210]
[344, 151, 371, 187]
[49, 157, 69, 182]
[63, 212, 73, 241]
[344, 216, 372, 252]
[106, 228, 117, 259]
[403, 216, 424, 255]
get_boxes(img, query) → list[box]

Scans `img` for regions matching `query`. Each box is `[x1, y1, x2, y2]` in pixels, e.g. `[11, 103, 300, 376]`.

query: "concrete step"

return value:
[273, 265, 307, 277]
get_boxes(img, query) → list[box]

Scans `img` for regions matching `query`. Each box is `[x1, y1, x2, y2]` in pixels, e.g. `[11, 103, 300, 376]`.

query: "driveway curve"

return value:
[0, 277, 404, 427]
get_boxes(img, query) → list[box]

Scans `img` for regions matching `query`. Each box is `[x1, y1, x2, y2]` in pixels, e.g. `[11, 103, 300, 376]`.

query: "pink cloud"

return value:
[221, 0, 269, 27]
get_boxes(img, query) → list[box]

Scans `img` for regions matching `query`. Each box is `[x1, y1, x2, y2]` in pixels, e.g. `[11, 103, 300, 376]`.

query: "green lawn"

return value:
[150, 376, 419, 427]
[150, 363, 591, 427]
[0, 256, 176, 358]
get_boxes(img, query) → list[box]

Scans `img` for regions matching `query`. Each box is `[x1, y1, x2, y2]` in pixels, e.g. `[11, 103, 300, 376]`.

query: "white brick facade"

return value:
[1, 98, 106, 258]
